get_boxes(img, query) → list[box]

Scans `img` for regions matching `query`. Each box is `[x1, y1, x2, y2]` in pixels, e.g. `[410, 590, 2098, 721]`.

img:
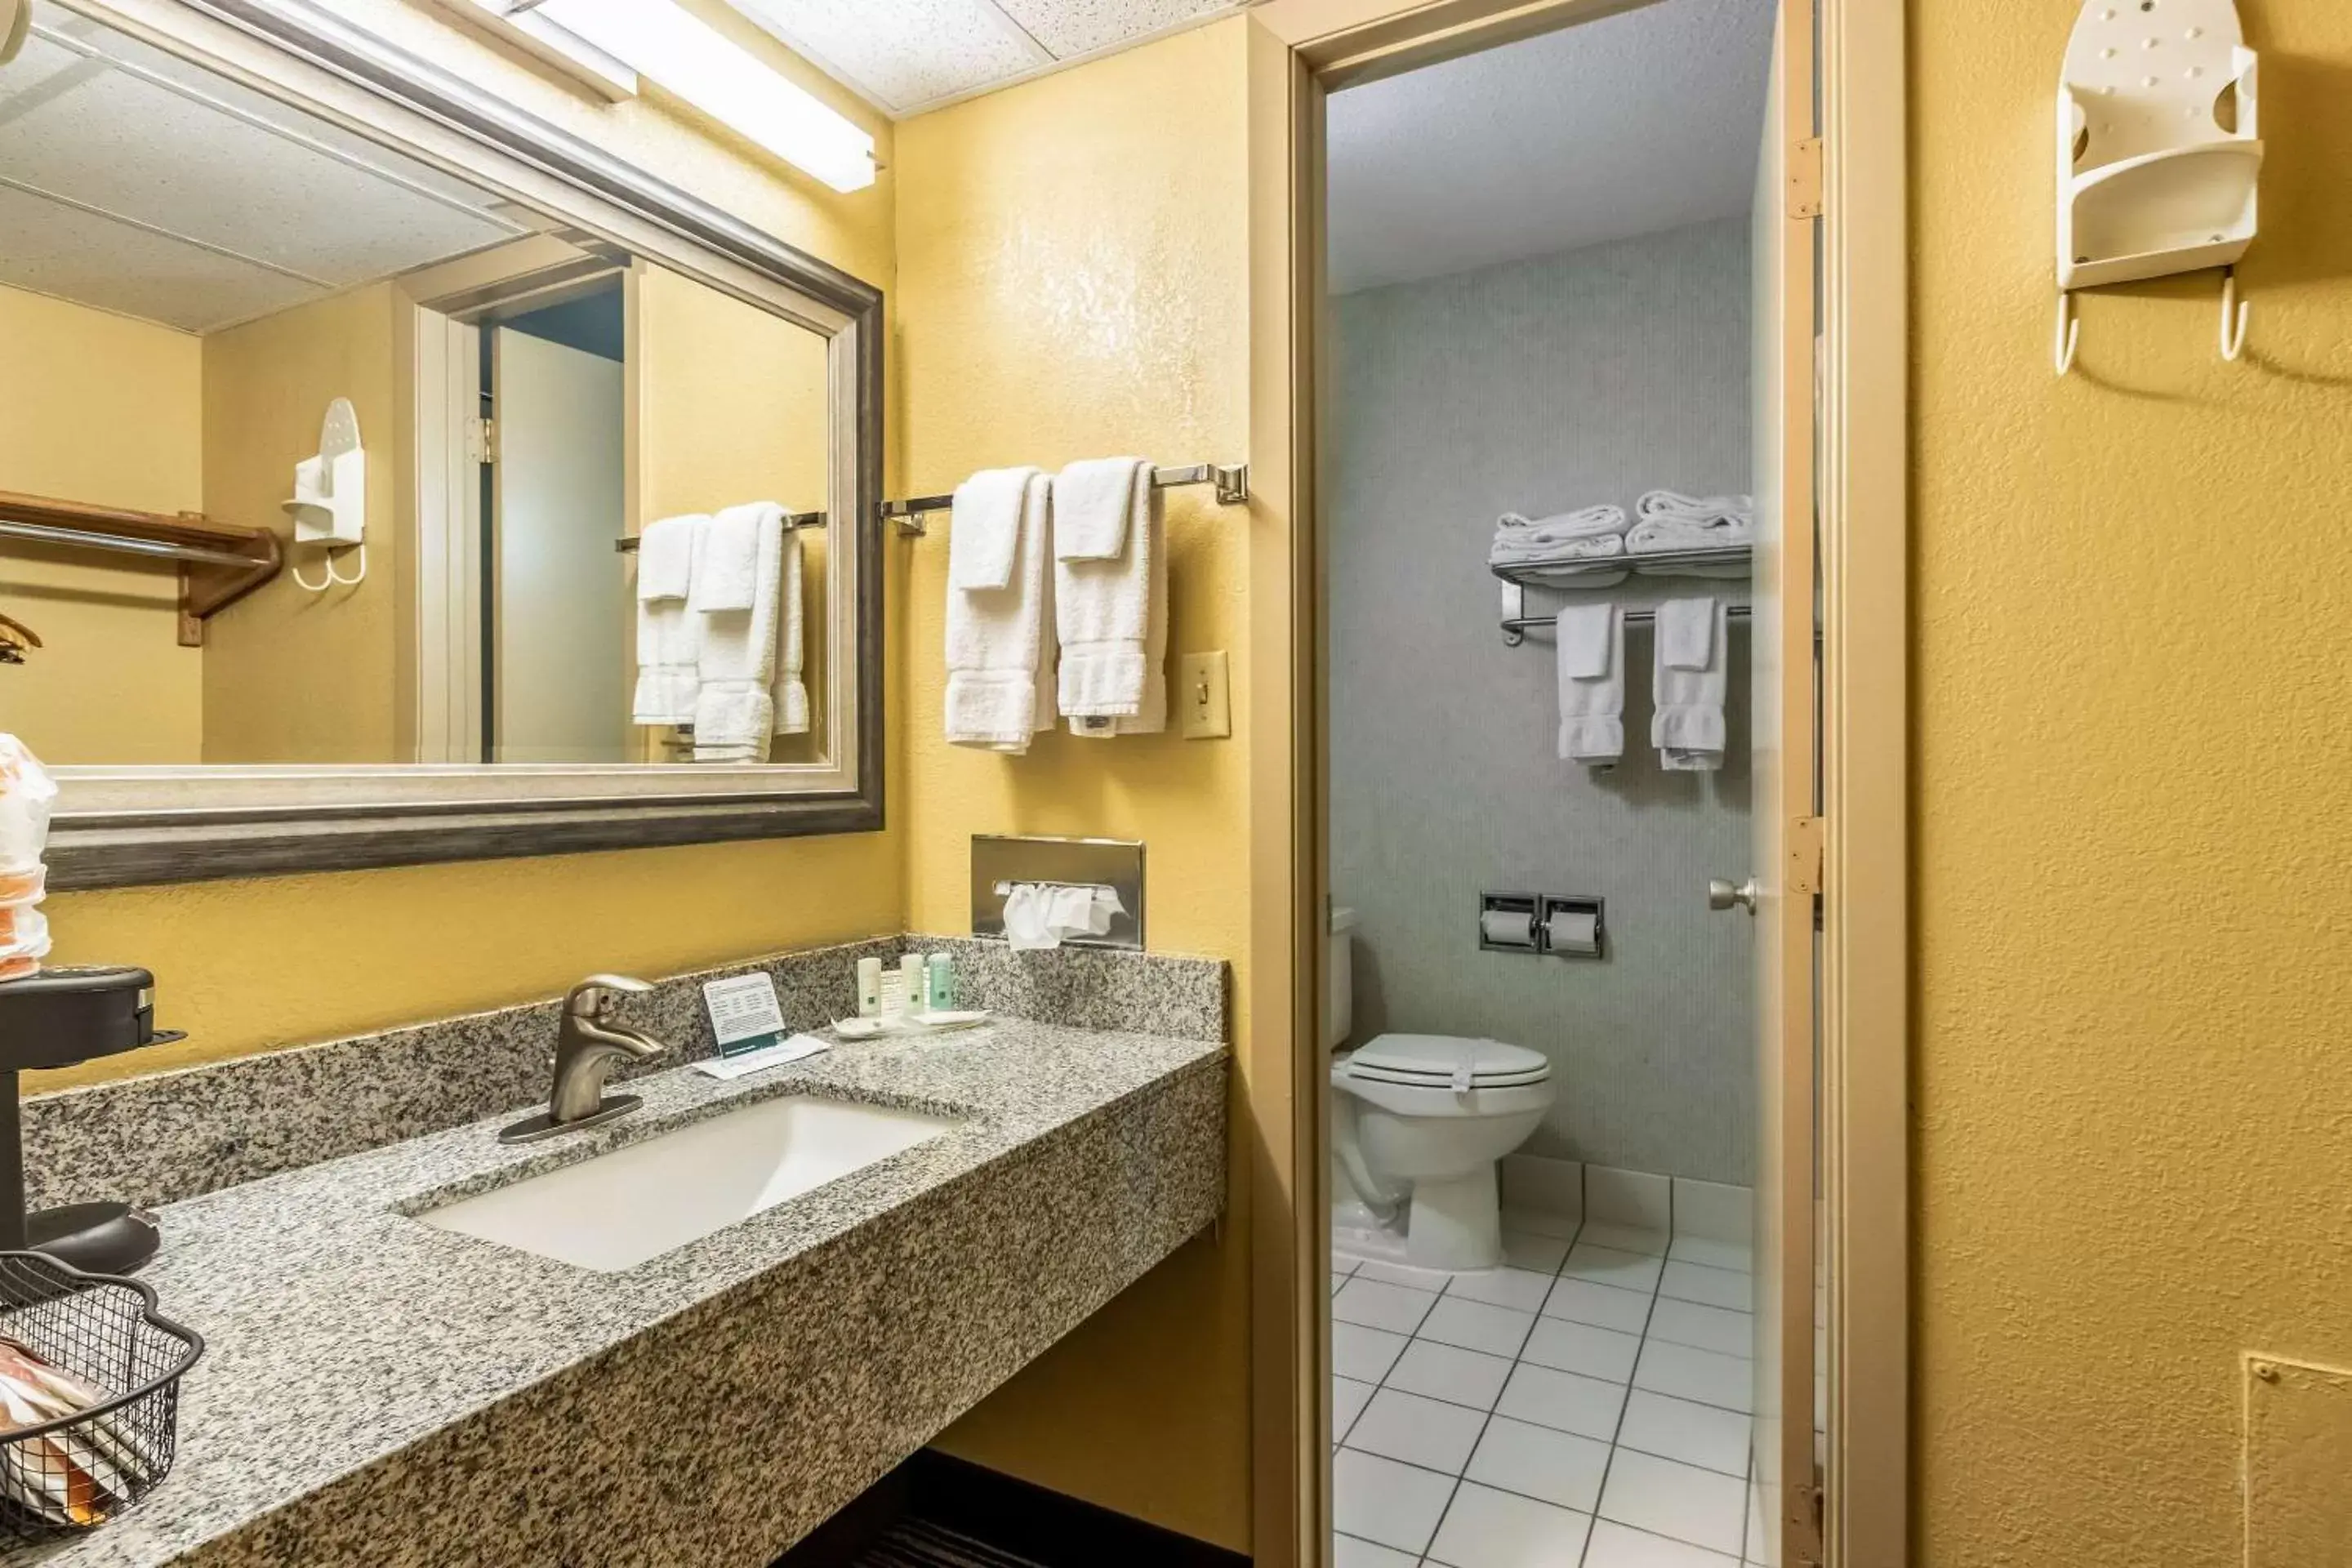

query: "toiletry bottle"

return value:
[856, 956, 882, 1018]
[926, 952, 955, 1013]
[899, 953, 927, 1017]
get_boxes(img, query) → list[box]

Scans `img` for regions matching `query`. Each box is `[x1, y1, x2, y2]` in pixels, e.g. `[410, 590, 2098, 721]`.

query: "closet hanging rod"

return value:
[880, 461, 1250, 537]
[0, 518, 261, 571]
[614, 510, 825, 552]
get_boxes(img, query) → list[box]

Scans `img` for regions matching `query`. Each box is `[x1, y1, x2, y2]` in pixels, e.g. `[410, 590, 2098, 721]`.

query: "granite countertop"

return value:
[20, 1016, 1227, 1568]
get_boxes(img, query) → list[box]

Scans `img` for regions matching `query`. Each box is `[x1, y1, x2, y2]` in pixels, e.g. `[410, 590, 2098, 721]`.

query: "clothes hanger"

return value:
[0, 611, 41, 665]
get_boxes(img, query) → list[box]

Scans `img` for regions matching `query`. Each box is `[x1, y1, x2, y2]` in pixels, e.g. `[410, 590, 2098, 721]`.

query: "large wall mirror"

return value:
[0, 0, 884, 887]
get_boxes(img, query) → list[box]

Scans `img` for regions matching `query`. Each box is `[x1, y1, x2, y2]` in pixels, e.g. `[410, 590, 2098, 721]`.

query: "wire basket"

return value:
[0, 1251, 203, 1542]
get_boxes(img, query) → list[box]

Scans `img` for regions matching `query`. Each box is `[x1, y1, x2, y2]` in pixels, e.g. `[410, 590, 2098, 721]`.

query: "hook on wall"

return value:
[2219, 268, 2250, 362]
[2054, 292, 2079, 377]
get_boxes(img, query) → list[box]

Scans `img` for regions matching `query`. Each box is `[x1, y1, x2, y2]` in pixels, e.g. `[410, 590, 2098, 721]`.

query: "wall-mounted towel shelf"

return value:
[882, 461, 1250, 537]
[1493, 541, 1752, 645]
[0, 489, 283, 648]
[615, 510, 824, 552]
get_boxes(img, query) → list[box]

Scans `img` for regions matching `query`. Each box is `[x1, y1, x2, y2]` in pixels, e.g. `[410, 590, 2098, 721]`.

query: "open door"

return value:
[1746, 1, 1822, 1564]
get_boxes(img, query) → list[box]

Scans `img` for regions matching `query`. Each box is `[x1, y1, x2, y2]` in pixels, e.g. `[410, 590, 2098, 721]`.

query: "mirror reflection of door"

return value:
[487, 293, 628, 764]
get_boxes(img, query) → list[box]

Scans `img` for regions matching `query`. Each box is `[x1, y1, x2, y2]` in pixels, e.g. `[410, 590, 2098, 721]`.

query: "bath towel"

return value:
[1555, 601, 1624, 766]
[693, 502, 784, 761]
[1058, 461, 1165, 737]
[773, 523, 808, 736]
[946, 470, 1057, 752]
[1054, 457, 1150, 561]
[632, 513, 705, 726]
[947, 466, 1037, 592]
[1652, 595, 1728, 771]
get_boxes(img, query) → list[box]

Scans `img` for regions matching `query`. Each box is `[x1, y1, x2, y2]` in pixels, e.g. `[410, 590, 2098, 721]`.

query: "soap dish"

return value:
[831, 1011, 991, 1041]
[904, 1009, 990, 1031]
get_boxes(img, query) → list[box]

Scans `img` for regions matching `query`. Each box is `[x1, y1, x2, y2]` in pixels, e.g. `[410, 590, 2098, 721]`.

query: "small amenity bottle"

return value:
[925, 952, 956, 1013]
[855, 956, 883, 1018]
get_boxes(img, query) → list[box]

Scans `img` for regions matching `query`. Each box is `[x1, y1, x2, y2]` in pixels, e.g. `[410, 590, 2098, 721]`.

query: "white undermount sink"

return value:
[419, 1094, 963, 1272]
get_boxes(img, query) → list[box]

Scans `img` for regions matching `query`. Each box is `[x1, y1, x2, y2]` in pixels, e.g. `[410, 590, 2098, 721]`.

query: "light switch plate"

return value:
[1180, 651, 1231, 739]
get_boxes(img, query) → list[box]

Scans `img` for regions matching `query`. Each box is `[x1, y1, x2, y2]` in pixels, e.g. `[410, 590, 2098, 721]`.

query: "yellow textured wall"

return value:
[39, 2, 903, 1085]
[1913, 2, 2352, 1562]
[893, 22, 1255, 1549]
[0, 285, 205, 764]
[200, 284, 403, 763]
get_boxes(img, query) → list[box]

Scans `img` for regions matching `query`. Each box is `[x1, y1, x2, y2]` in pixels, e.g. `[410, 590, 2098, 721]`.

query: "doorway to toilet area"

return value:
[1298, 0, 1906, 1564]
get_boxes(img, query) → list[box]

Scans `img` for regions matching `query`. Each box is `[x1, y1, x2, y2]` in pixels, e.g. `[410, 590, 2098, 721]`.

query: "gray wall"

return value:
[1330, 217, 1755, 1185]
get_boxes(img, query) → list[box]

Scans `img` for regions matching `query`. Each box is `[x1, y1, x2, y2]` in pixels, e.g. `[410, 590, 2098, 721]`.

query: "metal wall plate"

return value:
[971, 836, 1144, 951]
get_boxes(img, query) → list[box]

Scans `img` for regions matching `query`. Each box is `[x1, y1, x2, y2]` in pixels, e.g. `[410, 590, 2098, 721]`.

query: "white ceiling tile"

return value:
[1326, 0, 1773, 292]
[0, 183, 324, 333]
[725, 0, 1049, 115]
[991, 0, 1236, 60]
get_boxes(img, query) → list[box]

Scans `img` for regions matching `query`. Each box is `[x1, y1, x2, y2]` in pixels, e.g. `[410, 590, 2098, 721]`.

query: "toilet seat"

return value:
[1340, 1033, 1551, 1090]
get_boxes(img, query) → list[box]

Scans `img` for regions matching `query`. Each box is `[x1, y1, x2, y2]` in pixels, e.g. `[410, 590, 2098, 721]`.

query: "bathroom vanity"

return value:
[13, 941, 1227, 1567]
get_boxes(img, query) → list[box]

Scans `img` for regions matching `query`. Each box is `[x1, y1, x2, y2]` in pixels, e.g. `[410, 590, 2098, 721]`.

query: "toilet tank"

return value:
[1327, 906, 1356, 1049]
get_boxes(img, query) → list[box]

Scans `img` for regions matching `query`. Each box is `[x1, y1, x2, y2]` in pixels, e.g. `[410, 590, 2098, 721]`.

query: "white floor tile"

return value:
[1448, 1266, 1557, 1312]
[1585, 1165, 1673, 1231]
[1520, 1317, 1642, 1383]
[1334, 1375, 1378, 1443]
[1561, 1244, 1666, 1292]
[1615, 1389, 1752, 1477]
[1666, 1236, 1753, 1274]
[1578, 1222, 1668, 1257]
[1494, 1361, 1627, 1441]
[1541, 1277, 1655, 1335]
[1502, 1228, 1573, 1272]
[1334, 1322, 1411, 1383]
[1745, 1472, 1767, 1559]
[1387, 1339, 1515, 1411]
[1348, 1388, 1488, 1475]
[1334, 1255, 1361, 1278]
[1361, 1258, 1463, 1291]
[1463, 1414, 1610, 1513]
[1334, 1532, 1421, 1568]
[1334, 1275, 1349, 1296]
[1668, 1178, 1752, 1245]
[1336, 1277, 1442, 1334]
[1633, 1340, 1753, 1414]
[1428, 1481, 1591, 1568]
[1334, 1447, 1457, 1555]
[1658, 1260, 1753, 1312]
[1583, 1519, 1743, 1566]
[1597, 1450, 1747, 1557]
[1420, 1296, 1538, 1357]
[1645, 1297, 1753, 1360]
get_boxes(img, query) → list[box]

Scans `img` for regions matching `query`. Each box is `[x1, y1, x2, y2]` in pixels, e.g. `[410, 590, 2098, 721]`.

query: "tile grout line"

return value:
[1575, 1218, 1668, 1568]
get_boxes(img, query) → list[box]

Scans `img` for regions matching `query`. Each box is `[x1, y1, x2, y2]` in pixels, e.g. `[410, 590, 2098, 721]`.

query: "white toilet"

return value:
[1327, 908, 1555, 1272]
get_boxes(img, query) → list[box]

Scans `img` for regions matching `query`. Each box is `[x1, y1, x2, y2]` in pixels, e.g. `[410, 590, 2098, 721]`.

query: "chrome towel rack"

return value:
[1492, 541, 1753, 646]
[882, 461, 1249, 537]
[614, 510, 824, 552]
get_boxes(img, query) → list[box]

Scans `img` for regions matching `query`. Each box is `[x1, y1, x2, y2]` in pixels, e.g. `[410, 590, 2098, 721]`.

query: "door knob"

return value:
[1708, 877, 1759, 914]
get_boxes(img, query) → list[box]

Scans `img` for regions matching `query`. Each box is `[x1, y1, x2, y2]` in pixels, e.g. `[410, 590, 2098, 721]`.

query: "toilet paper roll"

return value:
[1480, 909, 1535, 948]
[1548, 909, 1601, 956]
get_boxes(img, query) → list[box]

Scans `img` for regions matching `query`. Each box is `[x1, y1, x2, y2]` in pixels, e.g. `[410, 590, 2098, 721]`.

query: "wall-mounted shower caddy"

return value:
[2054, 0, 2261, 375]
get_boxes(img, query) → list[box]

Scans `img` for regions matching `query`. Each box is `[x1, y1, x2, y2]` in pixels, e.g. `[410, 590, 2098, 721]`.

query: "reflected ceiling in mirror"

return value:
[1, 2, 838, 775]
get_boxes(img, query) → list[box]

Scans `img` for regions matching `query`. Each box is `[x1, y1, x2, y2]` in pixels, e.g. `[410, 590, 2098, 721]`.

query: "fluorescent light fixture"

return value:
[532, 0, 877, 193]
[428, 0, 638, 99]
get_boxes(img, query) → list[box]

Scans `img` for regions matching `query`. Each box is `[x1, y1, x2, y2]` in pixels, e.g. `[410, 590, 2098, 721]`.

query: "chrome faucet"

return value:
[499, 975, 669, 1144]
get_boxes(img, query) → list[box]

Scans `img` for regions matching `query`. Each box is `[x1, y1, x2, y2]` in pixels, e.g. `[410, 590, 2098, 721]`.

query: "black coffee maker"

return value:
[0, 966, 181, 1274]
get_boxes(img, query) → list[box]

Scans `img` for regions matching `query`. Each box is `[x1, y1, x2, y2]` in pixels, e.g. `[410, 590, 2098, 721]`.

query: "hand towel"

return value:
[1652, 595, 1729, 771]
[946, 470, 1057, 752]
[1555, 601, 1624, 766]
[1657, 595, 1717, 671]
[772, 526, 808, 735]
[1058, 462, 1165, 737]
[632, 513, 706, 726]
[1054, 457, 1149, 561]
[947, 467, 1040, 591]
[693, 502, 784, 761]
[689, 502, 774, 612]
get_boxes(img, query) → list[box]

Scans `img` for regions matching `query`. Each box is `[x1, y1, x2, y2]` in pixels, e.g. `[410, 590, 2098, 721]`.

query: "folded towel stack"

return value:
[946, 467, 1057, 753]
[1652, 595, 1728, 771]
[1626, 489, 1755, 557]
[1490, 506, 1628, 564]
[1055, 457, 1166, 737]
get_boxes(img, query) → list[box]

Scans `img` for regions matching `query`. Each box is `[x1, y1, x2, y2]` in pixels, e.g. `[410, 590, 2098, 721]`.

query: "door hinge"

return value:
[466, 416, 497, 463]
[1789, 813, 1826, 896]
[1788, 135, 1824, 220]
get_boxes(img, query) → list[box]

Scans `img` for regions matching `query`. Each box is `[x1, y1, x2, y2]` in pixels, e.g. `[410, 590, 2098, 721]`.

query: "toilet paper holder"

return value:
[1479, 892, 1606, 960]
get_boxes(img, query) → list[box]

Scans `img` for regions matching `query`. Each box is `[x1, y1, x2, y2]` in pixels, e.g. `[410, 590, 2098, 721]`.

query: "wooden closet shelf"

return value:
[0, 489, 284, 648]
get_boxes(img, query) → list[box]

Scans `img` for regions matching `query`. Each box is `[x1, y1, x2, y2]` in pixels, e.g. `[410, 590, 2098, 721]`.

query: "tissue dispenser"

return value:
[0, 965, 183, 1273]
[1479, 893, 1605, 960]
[972, 835, 1144, 951]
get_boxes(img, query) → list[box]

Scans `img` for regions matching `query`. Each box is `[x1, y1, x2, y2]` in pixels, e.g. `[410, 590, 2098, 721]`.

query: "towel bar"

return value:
[880, 461, 1248, 538]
